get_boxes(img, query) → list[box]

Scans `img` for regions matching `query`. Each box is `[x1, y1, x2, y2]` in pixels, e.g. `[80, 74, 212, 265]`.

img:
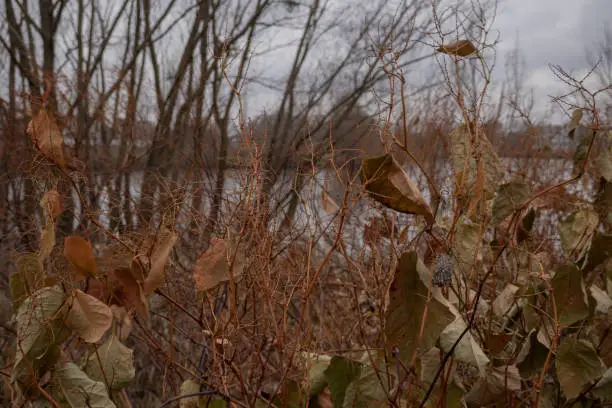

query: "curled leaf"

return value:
[113, 268, 149, 319]
[39, 220, 56, 263]
[583, 233, 612, 273]
[323, 356, 362, 408]
[437, 40, 477, 57]
[11, 253, 45, 310]
[516, 329, 549, 379]
[590, 285, 612, 314]
[593, 367, 612, 400]
[452, 218, 480, 267]
[492, 283, 519, 318]
[360, 154, 434, 224]
[179, 380, 201, 408]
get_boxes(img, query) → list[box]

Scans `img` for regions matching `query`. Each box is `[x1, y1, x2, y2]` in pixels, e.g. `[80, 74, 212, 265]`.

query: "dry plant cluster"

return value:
[1, 1, 612, 407]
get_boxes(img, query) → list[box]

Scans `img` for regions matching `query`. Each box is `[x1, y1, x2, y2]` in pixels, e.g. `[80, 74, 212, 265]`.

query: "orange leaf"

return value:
[64, 236, 97, 279]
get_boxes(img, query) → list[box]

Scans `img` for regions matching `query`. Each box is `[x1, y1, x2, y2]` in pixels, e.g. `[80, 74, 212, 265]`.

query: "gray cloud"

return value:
[494, 0, 611, 113]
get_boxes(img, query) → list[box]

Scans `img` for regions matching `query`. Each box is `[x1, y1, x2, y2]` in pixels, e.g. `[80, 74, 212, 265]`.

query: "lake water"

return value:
[3, 156, 596, 259]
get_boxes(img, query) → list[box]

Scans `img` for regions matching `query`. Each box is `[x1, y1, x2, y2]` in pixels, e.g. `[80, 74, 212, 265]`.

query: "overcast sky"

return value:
[243, 0, 611, 123]
[494, 0, 611, 116]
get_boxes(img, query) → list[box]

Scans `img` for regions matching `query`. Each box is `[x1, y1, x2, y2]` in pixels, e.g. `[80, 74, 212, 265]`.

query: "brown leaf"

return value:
[484, 332, 513, 355]
[39, 222, 56, 262]
[65, 289, 112, 343]
[40, 189, 62, 221]
[360, 154, 434, 224]
[465, 365, 520, 406]
[194, 237, 245, 292]
[321, 179, 340, 214]
[143, 228, 177, 294]
[113, 267, 149, 319]
[64, 236, 97, 279]
[385, 252, 455, 363]
[27, 108, 65, 167]
[437, 40, 477, 57]
[449, 125, 503, 206]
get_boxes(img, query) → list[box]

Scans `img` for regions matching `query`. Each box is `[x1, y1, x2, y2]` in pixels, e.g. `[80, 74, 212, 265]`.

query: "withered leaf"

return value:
[143, 228, 178, 294]
[65, 289, 112, 343]
[113, 267, 149, 319]
[437, 40, 477, 57]
[360, 154, 434, 224]
[27, 108, 65, 167]
[194, 237, 245, 292]
[40, 189, 62, 222]
[64, 236, 97, 279]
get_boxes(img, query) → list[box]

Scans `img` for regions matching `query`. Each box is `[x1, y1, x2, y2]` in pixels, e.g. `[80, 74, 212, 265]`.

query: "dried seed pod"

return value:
[433, 253, 453, 287]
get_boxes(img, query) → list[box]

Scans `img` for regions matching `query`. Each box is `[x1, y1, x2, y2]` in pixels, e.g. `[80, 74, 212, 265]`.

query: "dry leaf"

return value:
[194, 237, 245, 292]
[113, 267, 149, 319]
[437, 40, 477, 57]
[385, 252, 455, 363]
[27, 108, 65, 167]
[568, 109, 584, 139]
[360, 154, 434, 224]
[65, 289, 113, 343]
[40, 189, 62, 221]
[465, 365, 521, 406]
[321, 179, 340, 214]
[143, 228, 178, 294]
[449, 125, 503, 207]
[64, 236, 97, 279]
[39, 222, 56, 262]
